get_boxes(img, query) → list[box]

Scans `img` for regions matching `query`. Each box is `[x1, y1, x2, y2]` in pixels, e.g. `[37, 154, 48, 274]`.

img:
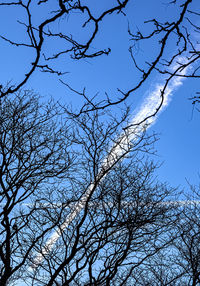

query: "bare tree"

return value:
[171, 187, 200, 286]
[128, 0, 200, 114]
[126, 187, 200, 286]
[0, 0, 130, 99]
[29, 162, 176, 286]
[0, 0, 199, 115]
[129, 242, 185, 286]
[0, 91, 74, 285]
[0, 91, 176, 285]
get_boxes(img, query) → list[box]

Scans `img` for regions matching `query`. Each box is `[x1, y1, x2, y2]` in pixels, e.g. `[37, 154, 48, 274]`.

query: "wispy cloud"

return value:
[129, 62, 188, 136]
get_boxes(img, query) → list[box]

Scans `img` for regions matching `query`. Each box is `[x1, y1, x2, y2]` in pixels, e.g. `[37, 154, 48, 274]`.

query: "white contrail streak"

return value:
[31, 61, 188, 269]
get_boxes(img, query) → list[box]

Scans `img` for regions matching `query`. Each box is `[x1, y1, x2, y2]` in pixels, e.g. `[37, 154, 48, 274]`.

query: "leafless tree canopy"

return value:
[0, 0, 199, 113]
[133, 186, 200, 286]
[0, 92, 178, 285]
[0, 92, 73, 285]
[2, 93, 200, 286]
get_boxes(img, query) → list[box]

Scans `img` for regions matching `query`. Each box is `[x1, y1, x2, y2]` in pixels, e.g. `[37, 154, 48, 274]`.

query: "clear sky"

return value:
[0, 0, 199, 192]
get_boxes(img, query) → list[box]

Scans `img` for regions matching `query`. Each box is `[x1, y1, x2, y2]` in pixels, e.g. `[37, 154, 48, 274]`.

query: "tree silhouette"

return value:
[0, 0, 199, 115]
[0, 91, 176, 285]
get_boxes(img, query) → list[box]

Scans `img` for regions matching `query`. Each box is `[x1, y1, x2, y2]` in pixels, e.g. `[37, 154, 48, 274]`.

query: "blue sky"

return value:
[0, 0, 199, 192]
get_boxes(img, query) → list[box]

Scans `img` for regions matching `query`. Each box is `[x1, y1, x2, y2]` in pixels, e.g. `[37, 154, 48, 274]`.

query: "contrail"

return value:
[31, 60, 188, 269]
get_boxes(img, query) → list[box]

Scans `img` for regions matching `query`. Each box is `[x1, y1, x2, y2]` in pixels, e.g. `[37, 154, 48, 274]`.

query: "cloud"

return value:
[129, 63, 188, 137]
